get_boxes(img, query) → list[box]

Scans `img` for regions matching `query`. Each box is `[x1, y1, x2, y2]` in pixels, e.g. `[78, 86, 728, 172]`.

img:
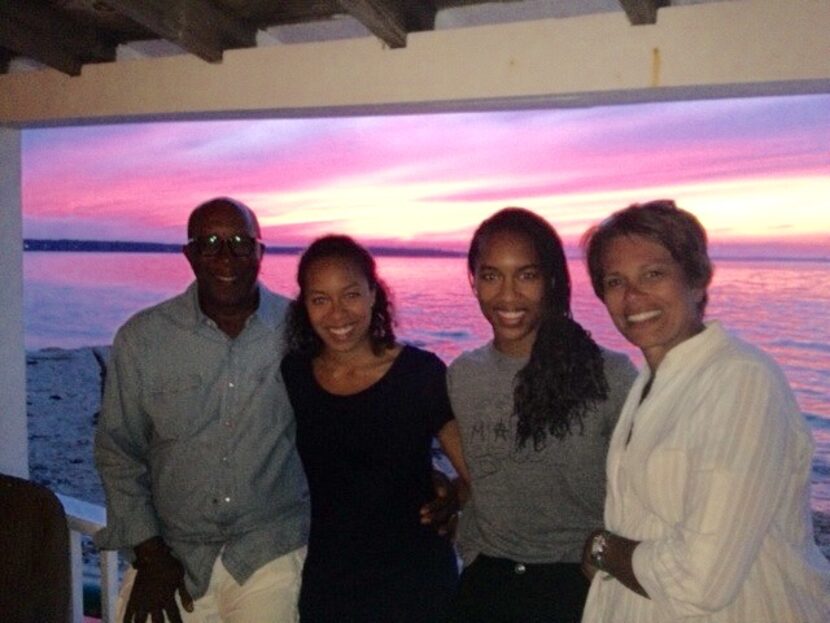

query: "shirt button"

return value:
[224, 420, 233, 428]
[228, 382, 234, 388]
[223, 496, 231, 503]
[221, 456, 229, 464]
[514, 563, 526, 574]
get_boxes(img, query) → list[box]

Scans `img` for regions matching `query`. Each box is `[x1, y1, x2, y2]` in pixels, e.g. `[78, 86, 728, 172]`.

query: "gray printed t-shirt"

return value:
[448, 342, 636, 565]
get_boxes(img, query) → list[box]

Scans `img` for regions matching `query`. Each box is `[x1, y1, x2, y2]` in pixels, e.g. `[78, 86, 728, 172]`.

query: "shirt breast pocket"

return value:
[643, 447, 688, 525]
[146, 374, 203, 440]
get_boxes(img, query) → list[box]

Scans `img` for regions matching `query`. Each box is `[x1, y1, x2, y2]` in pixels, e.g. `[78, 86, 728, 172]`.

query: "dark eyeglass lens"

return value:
[193, 235, 256, 257]
[229, 236, 255, 257]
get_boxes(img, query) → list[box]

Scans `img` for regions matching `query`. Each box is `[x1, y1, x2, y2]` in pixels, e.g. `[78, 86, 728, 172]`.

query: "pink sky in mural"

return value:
[22, 94, 830, 258]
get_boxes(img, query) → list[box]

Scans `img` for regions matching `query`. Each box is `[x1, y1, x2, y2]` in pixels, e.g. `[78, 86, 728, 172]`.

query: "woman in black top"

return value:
[281, 234, 468, 622]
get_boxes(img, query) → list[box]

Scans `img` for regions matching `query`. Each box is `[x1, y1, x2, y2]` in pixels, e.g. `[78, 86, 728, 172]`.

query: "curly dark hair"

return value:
[286, 234, 396, 358]
[469, 208, 609, 448]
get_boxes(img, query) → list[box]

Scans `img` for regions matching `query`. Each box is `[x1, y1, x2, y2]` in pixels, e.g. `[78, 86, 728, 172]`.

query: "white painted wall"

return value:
[0, 128, 27, 478]
[1, 0, 828, 126]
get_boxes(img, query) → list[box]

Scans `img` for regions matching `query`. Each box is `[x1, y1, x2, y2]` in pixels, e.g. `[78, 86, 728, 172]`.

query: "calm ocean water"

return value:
[24, 252, 830, 513]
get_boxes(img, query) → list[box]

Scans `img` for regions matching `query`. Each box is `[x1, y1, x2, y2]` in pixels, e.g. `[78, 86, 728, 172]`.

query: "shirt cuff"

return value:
[632, 539, 712, 618]
[94, 511, 160, 556]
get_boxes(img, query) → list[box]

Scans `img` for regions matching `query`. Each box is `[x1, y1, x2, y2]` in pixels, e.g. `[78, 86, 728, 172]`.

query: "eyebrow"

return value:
[307, 281, 362, 293]
[604, 259, 674, 274]
[478, 262, 540, 271]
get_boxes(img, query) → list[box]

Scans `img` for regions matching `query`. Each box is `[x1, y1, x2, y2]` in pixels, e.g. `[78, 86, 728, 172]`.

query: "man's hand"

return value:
[419, 470, 463, 538]
[124, 537, 194, 623]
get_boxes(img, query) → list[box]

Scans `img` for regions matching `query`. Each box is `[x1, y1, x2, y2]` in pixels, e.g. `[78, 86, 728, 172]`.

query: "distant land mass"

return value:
[22, 238, 465, 258]
[22, 239, 827, 263]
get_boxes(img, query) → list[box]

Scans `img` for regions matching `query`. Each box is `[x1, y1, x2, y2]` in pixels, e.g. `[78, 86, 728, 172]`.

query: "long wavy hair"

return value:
[286, 235, 396, 358]
[469, 208, 608, 448]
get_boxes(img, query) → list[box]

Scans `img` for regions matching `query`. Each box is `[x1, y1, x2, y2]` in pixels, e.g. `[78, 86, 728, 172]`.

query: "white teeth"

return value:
[216, 276, 235, 283]
[627, 310, 661, 323]
[497, 311, 524, 321]
[329, 326, 353, 336]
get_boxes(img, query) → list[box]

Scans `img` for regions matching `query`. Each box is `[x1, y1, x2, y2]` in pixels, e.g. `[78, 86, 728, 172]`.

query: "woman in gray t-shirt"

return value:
[446, 208, 636, 623]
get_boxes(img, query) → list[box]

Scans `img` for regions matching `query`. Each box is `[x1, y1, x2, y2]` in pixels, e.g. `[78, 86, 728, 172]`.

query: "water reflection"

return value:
[24, 252, 830, 511]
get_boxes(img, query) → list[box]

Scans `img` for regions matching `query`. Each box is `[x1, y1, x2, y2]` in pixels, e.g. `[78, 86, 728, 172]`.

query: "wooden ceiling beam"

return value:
[0, 20, 79, 75]
[336, 0, 412, 48]
[617, 0, 669, 25]
[102, 0, 257, 63]
[0, 0, 115, 75]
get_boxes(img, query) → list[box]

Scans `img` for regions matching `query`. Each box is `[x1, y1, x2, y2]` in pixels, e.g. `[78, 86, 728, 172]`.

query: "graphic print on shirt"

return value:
[465, 393, 550, 479]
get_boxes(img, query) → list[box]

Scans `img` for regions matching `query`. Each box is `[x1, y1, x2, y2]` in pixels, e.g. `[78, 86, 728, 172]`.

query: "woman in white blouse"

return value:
[578, 200, 830, 622]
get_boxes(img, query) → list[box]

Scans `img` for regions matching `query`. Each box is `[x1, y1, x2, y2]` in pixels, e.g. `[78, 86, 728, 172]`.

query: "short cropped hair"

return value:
[581, 199, 713, 313]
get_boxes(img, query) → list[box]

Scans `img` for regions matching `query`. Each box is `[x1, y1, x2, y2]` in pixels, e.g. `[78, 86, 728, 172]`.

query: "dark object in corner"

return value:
[0, 473, 71, 623]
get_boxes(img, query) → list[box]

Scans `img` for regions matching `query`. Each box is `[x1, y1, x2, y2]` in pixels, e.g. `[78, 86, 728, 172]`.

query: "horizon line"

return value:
[22, 238, 829, 263]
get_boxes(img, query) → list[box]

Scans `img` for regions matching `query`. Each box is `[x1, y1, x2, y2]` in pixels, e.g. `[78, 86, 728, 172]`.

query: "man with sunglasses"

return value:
[95, 197, 309, 623]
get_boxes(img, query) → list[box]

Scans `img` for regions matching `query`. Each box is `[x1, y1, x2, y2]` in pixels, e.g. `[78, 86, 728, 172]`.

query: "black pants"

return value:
[447, 555, 589, 623]
[299, 545, 458, 623]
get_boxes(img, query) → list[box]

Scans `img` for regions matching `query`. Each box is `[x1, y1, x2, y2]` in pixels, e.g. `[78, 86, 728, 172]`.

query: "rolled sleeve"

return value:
[94, 330, 161, 551]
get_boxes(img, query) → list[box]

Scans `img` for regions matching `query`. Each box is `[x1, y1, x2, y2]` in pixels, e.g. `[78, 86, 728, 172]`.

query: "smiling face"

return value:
[472, 230, 545, 358]
[184, 200, 263, 325]
[303, 257, 376, 357]
[600, 234, 705, 370]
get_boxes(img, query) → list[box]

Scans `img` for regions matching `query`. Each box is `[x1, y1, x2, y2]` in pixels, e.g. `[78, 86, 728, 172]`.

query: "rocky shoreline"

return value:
[25, 346, 830, 563]
[27, 346, 109, 509]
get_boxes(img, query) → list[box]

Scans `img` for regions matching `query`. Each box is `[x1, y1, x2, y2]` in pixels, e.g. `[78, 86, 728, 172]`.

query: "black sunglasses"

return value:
[187, 234, 260, 258]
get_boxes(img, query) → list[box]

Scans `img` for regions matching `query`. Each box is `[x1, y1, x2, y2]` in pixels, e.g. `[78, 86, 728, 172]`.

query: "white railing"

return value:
[56, 494, 119, 623]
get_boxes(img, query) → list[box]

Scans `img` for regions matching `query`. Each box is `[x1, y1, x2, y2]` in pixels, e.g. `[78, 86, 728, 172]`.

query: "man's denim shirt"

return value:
[94, 282, 309, 598]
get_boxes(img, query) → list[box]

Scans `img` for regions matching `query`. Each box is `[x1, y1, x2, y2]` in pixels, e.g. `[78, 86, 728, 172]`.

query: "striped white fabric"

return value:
[582, 322, 830, 623]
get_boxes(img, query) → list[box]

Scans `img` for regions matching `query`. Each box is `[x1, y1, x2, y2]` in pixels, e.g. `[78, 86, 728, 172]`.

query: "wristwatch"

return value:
[590, 530, 610, 572]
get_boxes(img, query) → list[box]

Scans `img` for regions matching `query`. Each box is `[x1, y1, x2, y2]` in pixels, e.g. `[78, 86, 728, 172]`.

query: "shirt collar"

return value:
[253, 285, 287, 329]
[650, 319, 725, 376]
[182, 280, 284, 331]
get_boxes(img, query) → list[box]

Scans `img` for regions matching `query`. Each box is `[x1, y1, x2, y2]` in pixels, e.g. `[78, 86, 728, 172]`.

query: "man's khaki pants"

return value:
[116, 546, 306, 623]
